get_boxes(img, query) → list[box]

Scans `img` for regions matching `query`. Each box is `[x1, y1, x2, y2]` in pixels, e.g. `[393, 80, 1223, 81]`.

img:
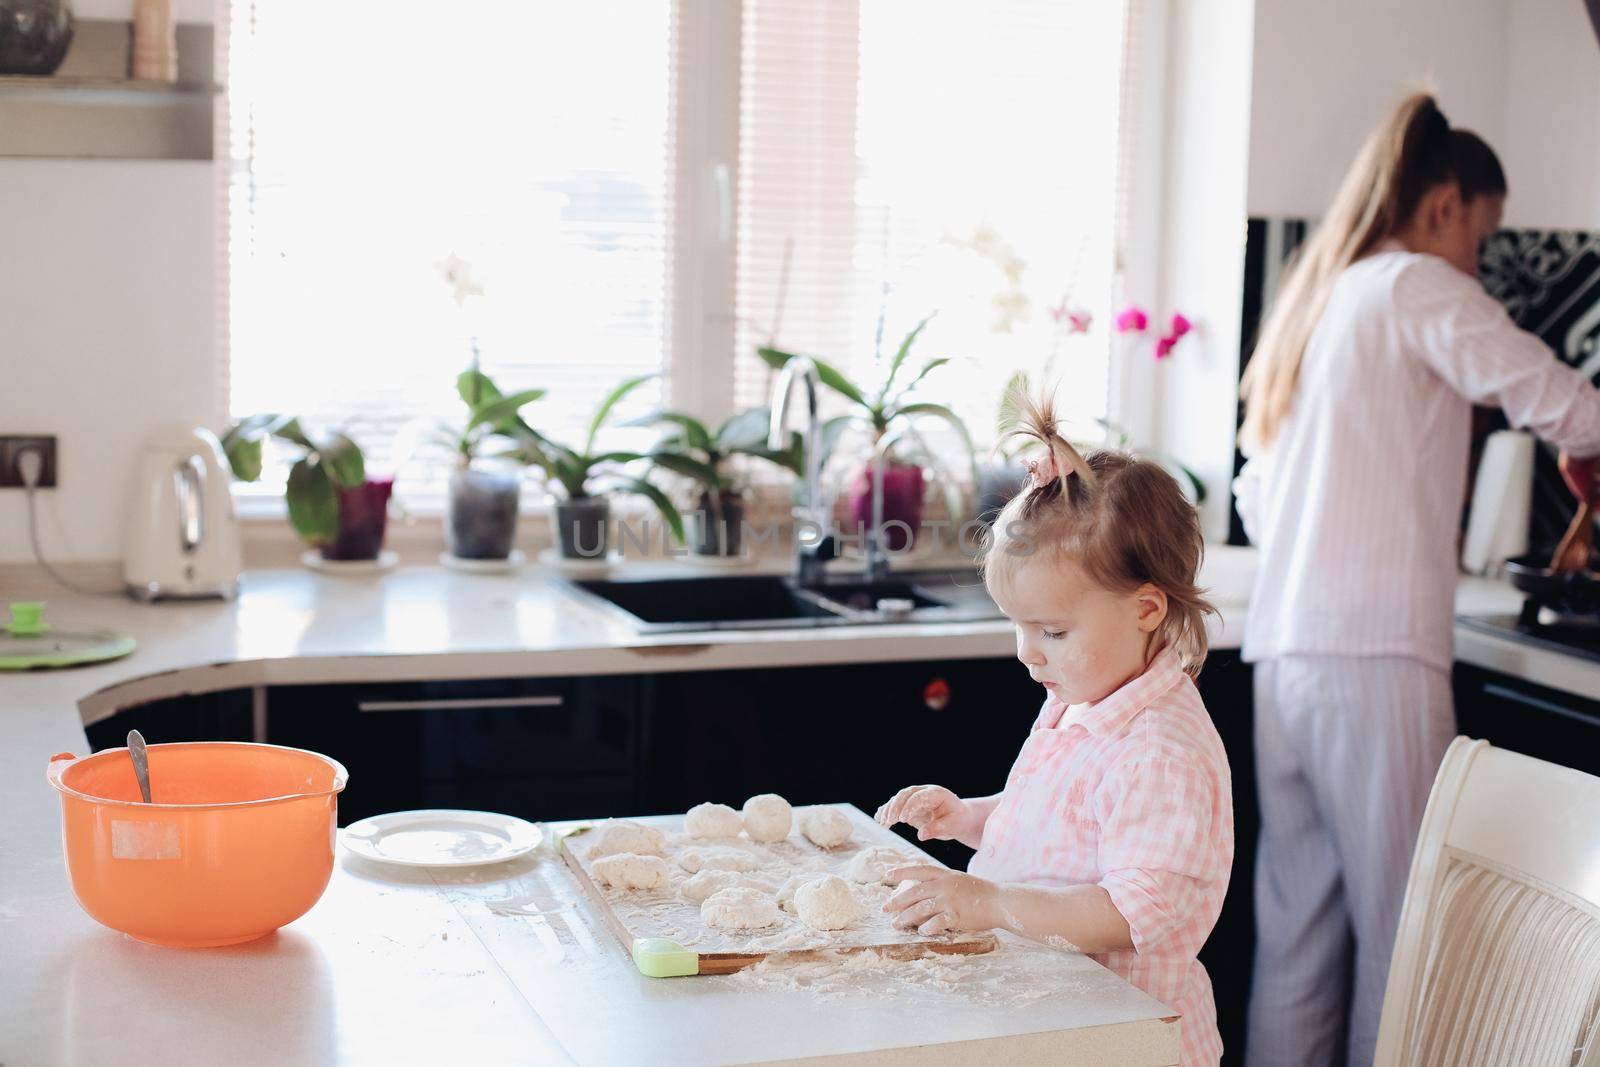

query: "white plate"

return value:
[537, 548, 622, 574]
[301, 550, 400, 574]
[440, 549, 525, 574]
[341, 809, 544, 868]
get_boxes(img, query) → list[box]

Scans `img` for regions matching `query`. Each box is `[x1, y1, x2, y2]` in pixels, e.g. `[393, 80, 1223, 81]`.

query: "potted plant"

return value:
[221, 415, 392, 562]
[630, 406, 802, 557]
[759, 317, 977, 552]
[507, 374, 684, 559]
[433, 369, 546, 562]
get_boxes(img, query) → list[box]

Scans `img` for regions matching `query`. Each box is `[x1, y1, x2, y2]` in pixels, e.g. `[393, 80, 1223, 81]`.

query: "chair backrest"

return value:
[1375, 737, 1600, 1067]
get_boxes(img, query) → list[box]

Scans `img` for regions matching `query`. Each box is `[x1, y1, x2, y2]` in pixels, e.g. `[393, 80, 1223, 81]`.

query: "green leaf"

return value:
[625, 410, 714, 453]
[877, 314, 935, 404]
[712, 407, 773, 452]
[221, 412, 285, 450]
[625, 477, 684, 544]
[467, 388, 546, 434]
[270, 418, 315, 450]
[285, 458, 339, 545]
[818, 414, 864, 472]
[893, 401, 979, 487]
[996, 370, 1030, 439]
[889, 357, 952, 408]
[585, 373, 657, 456]
[224, 435, 263, 482]
[757, 347, 869, 409]
[648, 450, 723, 489]
[587, 449, 649, 466]
[315, 432, 366, 488]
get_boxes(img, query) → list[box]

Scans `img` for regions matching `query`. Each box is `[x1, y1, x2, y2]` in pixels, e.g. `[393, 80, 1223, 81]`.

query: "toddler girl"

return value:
[879, 387, 1234, 1067]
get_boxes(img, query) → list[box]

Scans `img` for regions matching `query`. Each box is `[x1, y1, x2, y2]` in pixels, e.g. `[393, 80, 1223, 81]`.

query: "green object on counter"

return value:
[0, 602, 136, 671]
[632, 937, 699, 978]
[6, 601, 47, 636]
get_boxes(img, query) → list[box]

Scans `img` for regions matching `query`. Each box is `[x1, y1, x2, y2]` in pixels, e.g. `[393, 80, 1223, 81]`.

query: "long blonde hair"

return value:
[1239, 92, 1506, 451]
[982, 383, 1215, 676]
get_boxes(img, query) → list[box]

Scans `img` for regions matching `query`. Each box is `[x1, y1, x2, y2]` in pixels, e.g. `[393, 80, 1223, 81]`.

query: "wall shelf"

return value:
[0, 21, 215, 160]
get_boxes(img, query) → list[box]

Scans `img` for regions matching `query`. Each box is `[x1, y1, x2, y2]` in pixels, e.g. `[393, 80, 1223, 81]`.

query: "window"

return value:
[735, 0, 1128, 470]
[223, 1, 1128, 503]
[224, 1, 674, 495]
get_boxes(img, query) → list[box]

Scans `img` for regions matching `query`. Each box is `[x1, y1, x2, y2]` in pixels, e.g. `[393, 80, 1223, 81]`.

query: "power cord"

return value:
[15, 446, 125, 597]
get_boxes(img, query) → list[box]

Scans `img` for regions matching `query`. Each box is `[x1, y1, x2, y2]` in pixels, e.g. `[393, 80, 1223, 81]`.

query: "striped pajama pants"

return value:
[1244, 655, 1457, 1067]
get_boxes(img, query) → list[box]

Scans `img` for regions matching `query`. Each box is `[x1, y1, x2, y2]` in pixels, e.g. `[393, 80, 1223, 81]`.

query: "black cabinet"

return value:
[645, 656, 1042, 867]
[83, 689, 254, 752]
[1454, 662, 1600, 776]
[1193, 651, 1256, 1067]
[266, 674, 649, 825]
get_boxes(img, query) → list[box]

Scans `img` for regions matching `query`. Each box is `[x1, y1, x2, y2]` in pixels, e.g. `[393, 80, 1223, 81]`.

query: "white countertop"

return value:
[0, 545, 1586, 1066]
[1, 553, 1205, 1067]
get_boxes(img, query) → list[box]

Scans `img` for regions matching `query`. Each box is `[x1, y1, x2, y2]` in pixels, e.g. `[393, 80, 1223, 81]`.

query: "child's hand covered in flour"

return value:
[875, 785, 997, 849]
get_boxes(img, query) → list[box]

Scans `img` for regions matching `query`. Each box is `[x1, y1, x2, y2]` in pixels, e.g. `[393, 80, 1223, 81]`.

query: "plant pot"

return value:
[692, 491, 745, 557]
[446, 465, 520, 560]
[551, 496, 610, 559]
[848, 462, 924, 552]
[0, 0, 74, 75]
[975, 460, 1030, 525]
[320, 477, 393, 561]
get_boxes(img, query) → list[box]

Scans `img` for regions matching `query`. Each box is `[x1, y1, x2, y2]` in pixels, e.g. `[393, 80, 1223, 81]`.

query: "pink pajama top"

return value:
[968, 648, 1234, 1066]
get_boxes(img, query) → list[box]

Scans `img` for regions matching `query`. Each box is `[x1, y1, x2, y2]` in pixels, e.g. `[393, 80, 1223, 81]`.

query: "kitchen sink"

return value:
[803, 578, 948, 612]
[563, 569, 1003, 634]
[567, 576, 847, 631]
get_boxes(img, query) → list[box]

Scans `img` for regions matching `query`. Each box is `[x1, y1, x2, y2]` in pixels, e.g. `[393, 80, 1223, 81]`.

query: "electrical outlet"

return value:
[0, 435, 58, 488]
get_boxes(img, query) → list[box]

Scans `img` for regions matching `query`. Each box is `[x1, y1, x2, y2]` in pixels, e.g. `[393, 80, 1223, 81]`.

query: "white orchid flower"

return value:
[436, 253, 485, 306]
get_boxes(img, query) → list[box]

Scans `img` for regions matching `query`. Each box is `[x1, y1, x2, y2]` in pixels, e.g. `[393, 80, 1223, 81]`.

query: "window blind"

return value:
[223, 1, 674, 493]
[734, 0, 1129, 465]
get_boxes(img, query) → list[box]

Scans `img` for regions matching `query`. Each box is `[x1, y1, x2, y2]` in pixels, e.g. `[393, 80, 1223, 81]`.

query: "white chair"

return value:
[1375, 737, 1600, 1067]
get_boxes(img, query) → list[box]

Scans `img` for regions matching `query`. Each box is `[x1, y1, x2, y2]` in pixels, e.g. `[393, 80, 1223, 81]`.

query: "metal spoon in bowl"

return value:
[127, 729, 152, 803]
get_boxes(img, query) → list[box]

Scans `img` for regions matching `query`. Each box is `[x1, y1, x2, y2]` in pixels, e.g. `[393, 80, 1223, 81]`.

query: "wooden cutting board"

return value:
[560, 804, 998, 976]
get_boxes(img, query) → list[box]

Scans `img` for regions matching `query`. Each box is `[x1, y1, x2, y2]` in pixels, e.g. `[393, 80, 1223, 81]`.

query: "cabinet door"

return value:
[1454, 663, 1600, 776]
[84, 690, 255, 751]
[268, 675, 646, 825]
[1193, 650, 1255, 1067]
[643, 656, 1041, 865]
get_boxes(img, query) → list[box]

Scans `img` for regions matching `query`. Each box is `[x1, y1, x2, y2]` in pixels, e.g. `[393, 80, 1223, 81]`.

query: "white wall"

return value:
[1248, 0, 1600, 229]
[1501, 0, 1600, 229]
[0, 160, 218, 564]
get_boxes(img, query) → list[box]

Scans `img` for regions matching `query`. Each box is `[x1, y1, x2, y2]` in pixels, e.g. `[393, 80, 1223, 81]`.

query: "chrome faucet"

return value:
[769, 354, 836, 586]
[866, 425, 912, 583]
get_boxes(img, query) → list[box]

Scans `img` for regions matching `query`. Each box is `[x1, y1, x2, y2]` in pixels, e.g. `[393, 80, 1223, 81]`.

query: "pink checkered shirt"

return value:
[968, 648, 1234, 1067]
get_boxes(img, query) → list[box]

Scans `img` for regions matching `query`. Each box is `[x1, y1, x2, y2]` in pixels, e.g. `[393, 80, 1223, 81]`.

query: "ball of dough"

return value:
[741, 794, 793, 843]
[678, 845, 760, 874]
[701, 886, 781, 930]
[588, 819, 665, 859]
[798, 806, 852, 848]
[795, 874, 859, 931]
[591, 852, 667, 890]
[684, 802, 744, 839]
[845, 846, 914, 885]
[680, 868, 747, 904]
[776, 872, 824, 915]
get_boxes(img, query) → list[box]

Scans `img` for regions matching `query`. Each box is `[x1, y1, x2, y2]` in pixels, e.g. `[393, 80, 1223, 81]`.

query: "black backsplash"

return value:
[1233, 220, 1600, 552]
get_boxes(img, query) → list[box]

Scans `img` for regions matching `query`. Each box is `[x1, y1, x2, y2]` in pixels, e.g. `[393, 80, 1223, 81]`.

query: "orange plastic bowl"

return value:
[47, 741, 348, 947]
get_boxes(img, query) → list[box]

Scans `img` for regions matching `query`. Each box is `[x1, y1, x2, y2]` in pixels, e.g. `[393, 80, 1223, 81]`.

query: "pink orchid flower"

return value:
[1114, 306, 1148, 333]
[1154, 336, 1176, 360]
[1169, 312, 1192, 337]
[1067, 310, 1092, 333]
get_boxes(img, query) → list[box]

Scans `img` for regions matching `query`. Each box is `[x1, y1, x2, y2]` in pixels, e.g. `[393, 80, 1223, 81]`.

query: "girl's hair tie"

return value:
[1025, 452, 1061, 489]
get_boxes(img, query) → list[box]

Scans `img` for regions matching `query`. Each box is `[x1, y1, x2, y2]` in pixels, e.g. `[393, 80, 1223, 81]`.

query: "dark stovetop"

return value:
[1458, 601, 1600, 667]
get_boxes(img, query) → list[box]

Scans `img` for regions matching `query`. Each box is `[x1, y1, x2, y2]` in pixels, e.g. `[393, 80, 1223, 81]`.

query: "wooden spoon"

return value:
[1551, 496, 1597, 575]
